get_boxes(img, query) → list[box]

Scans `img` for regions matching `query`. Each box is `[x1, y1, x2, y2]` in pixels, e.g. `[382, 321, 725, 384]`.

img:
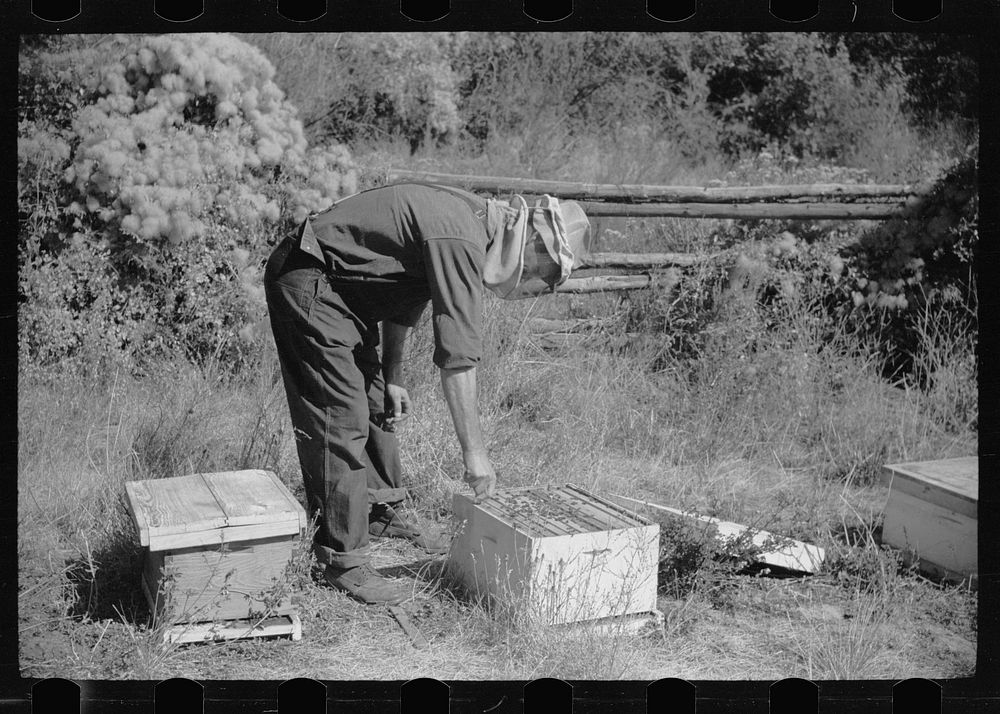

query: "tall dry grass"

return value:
[18, 258, 976, 679]
[17, 346, 307, 677]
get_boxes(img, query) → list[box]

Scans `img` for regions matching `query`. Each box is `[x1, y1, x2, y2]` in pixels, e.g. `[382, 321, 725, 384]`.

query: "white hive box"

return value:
[125, 469, 307, 626]
[448, 484, 660, 626]
[881, 457, 977, 583]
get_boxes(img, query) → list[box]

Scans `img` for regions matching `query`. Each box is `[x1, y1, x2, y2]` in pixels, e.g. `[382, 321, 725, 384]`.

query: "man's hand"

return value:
[462, 450, 497, 503]
[384, 383, 412, 426]
[382, 317, 419, 428]
[440, 366, 497, 502]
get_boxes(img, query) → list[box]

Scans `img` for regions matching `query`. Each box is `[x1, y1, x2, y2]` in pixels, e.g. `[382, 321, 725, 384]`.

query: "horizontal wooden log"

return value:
[387, 168, 921, 203]
[527, 317, 582, 333]
[522, 332, 642, 351]
[578, 252, 712, 269]
[526, 317, 614, 333]
[546, 275, 653, 295]
[577, 201, 904, 220]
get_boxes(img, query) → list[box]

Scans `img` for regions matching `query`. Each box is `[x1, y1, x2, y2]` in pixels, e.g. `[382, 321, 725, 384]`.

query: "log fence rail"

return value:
[387, 168, 925, 204]
[382, 168, 911, 304]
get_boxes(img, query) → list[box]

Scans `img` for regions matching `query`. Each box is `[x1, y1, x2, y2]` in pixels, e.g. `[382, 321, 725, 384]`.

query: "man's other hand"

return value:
[462, 451, 497, 502]
[384, 383, 412, 425]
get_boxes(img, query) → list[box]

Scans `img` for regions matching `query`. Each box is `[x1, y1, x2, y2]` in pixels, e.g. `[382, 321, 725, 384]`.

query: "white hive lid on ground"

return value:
[882, 456, 978, 518]
[125, 469, 307, 551]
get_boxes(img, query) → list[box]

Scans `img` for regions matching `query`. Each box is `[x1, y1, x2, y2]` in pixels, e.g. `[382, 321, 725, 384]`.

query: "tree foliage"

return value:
[17, 32, 978, 377]
[829, 33, 979, 127]
[242, 33, 465, 153]
[249, 32, 977, 168]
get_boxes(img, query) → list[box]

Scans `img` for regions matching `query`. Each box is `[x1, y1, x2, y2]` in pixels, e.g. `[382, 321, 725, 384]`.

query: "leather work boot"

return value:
[368, 503, 449, 554]
[324, 563, 411, 605]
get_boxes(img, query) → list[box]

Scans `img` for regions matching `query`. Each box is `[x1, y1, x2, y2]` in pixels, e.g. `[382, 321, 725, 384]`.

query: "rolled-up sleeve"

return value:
[423, 237, 484, 369]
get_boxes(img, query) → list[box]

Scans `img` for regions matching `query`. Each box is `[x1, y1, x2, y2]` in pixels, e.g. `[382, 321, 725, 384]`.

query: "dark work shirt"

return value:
[298, 183, 488, 370]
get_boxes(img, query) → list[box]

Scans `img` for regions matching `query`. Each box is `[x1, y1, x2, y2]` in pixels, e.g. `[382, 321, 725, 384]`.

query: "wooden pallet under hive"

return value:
[125, 469, 307, 641]
[448, 484, 661, 627]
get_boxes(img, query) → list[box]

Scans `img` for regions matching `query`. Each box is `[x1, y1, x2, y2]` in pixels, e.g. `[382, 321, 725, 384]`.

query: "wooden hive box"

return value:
[448, 484, 660, 626]
[125, 470, 307, 626]
[881, 456, 977, 583]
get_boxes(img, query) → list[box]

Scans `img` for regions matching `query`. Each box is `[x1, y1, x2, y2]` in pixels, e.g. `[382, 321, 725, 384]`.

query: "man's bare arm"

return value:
[441, 366, 496, 500]
[381, 319, 413, 423]
[382, 320, 409, 385]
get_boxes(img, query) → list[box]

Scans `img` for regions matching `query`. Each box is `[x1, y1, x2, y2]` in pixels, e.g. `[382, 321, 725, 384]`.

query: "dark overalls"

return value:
[263, 184, 487, 569]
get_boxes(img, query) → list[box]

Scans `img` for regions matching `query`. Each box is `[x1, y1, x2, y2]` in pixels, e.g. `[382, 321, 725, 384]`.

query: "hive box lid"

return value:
[882, 457, 978, 518]
[471, 483, 655, 535]
[125, 470, 307, 551]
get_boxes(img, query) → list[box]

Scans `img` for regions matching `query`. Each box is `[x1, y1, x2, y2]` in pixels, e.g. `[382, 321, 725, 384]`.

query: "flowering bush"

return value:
[620, 154, 976, 390]
[833, 156, 978, 382]
[18, 34, 357, 373]
[840, 157, 977, 310]
[703, 152, 976, 318]
[64, 33, 355, 242]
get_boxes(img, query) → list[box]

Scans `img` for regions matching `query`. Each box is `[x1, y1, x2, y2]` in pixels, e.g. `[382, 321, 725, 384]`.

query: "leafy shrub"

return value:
[833, 156, 977, 382]
[831, 33, 978, 130]
[657, 512, 788, 601]
[841, 158, 976, 309]
[262, 32, 964, 174]
[245, 33, 465, 153]
[707, 34, 854, 159]
[451, 32, 936, 172]
[456, 33, 674, 167]
[658, 515, 716, 599]
[615, 152, 976, 439]
[18, 34, 357, 373]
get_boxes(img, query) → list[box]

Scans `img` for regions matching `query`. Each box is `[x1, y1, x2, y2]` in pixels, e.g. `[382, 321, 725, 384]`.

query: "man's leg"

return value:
[263, 241, 411, 601]
[264, 245, 370, 568]
[354, 333, 408, 503]
[355, 327, 448, 554]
